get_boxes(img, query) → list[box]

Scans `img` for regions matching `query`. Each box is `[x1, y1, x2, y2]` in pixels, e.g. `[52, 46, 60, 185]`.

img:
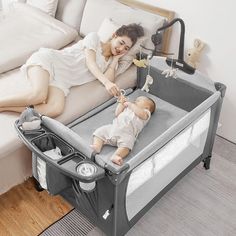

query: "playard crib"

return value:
[15, 56, 226, 236]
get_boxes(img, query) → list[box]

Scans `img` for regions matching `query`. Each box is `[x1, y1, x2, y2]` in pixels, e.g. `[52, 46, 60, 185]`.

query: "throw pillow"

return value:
[2, 0, 26, 12]
[27, 0, 58, 17]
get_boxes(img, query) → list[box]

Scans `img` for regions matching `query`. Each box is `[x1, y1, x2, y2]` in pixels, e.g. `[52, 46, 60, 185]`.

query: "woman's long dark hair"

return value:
[115, 23, 144, 46]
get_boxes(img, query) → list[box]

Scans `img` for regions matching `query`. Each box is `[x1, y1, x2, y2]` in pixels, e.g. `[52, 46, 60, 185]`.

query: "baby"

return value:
[91, 95, 156, 166]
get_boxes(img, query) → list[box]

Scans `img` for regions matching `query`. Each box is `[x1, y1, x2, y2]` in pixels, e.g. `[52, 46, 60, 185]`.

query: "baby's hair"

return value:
[146, 97, 156, 114]
[115, 23, 144, 46]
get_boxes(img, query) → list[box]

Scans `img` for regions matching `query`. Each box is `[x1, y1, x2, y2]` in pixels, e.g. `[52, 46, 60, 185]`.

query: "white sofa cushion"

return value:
[0, 2, 78, 74]
[55, 0, 87, 31]
[1, 0, 26, 12]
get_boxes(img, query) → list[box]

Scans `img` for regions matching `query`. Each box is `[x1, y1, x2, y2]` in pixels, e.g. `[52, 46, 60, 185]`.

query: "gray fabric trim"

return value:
[128, 91, 220, 170]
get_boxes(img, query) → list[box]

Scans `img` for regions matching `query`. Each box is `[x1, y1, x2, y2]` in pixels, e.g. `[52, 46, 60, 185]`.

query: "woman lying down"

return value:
[91, 94, 156, 166]
[0, 23, 144, 117]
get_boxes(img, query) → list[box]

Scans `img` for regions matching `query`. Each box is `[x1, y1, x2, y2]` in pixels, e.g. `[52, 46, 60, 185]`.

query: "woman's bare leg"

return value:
[111, 147, 130, 166]
[0, 86, 65, 118]
[0, 66, 50, 107]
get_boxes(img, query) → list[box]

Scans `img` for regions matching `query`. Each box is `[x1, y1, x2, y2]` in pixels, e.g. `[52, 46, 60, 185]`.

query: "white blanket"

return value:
[0, 3, 78, 74]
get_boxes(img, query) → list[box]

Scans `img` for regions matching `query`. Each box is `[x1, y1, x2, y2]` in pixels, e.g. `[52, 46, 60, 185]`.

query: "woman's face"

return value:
[110, 35, 133, 56]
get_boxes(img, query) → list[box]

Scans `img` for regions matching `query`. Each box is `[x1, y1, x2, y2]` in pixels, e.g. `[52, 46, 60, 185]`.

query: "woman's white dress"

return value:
[21, 32, 112, 96]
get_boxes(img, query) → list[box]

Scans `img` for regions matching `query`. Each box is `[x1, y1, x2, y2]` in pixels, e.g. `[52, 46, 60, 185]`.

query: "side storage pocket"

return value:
[31, 133, 74, 195]
[72, 179, 98, 223]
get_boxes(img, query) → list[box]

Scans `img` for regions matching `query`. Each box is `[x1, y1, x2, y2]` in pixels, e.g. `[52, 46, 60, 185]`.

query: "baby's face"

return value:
[135, 96, 152, 111]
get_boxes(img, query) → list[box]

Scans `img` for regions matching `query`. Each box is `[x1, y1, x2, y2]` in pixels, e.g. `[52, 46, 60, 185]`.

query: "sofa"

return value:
[0, 0, 174, 194]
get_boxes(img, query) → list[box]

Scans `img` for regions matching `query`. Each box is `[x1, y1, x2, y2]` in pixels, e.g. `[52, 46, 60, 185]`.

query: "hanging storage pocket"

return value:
[31, 133, 74, 195]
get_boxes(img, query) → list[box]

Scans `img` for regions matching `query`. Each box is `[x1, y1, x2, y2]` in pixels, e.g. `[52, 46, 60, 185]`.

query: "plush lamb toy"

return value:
[18, 106, 41, 130]
[186, 39, 205, 69]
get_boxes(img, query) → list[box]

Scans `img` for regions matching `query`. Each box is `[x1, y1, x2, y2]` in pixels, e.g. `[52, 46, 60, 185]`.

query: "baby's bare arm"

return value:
[115, 103, 125, 117]
[115, 95, 127, 117]
[125, 102, 149, 120]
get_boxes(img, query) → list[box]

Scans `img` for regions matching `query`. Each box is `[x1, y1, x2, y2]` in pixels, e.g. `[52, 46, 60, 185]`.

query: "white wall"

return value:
[138, 0, 236, 143]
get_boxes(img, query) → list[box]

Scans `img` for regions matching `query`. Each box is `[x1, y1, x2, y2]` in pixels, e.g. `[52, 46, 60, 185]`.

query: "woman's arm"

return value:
[104, 57, 119, 82]
[85, 49, 120, 96]
[104, 53, 127, 82]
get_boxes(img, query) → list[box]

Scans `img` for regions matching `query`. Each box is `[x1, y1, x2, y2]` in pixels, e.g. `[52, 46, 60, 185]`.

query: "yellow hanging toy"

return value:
[132, 58, 147, 68]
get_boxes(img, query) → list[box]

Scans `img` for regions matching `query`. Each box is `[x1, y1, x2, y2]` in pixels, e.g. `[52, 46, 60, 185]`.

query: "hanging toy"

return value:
[141, 74, 153, 92]
[133, 58, 147, 68]
[161, 54, 178, 78]
[162, 68, 178, 78]
[133, 45, 147, 68]
[141, 54, 154, 92]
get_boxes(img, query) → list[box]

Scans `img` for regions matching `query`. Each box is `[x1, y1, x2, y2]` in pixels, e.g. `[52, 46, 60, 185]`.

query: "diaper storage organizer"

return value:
[15, 57, 226, 236]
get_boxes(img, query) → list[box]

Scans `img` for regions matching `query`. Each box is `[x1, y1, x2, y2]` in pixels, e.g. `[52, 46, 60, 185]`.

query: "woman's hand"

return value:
[113, 52, 127, 62]
[104, 80, 120, 97]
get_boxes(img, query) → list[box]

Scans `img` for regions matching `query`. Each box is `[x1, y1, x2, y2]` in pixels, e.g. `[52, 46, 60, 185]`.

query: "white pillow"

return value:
[27, 0, 58, 17]
[80, 0, 165, 51]
[98, 18, 147, 75]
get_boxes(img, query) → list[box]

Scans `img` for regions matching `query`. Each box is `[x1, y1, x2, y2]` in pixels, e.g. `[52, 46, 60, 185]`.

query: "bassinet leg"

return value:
[203, 155, 211, 170]
[33, 178, 44, 192]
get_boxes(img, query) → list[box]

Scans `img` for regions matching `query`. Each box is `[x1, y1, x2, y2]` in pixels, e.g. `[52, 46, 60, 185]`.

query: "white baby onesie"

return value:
[94, 107, 151, 150]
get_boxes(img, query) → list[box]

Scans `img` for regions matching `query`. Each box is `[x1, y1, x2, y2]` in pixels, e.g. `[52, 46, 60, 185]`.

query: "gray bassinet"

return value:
[15, 57, 226, 236]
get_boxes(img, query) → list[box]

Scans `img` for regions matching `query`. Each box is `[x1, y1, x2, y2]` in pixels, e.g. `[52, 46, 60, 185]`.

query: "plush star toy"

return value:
[133, 58, 147, 68]
[161, 68, 179, 78]
[19, 106, 41, 130]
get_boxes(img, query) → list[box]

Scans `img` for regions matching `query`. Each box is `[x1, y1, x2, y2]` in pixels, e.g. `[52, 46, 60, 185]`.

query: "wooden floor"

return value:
[0, 178, 73, 236]
[0, 135, 235, 236]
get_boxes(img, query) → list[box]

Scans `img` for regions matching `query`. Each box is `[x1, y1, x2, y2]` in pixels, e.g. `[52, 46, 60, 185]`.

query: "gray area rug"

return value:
[39, 209, 95, 236]
[39, 136, 236, 236]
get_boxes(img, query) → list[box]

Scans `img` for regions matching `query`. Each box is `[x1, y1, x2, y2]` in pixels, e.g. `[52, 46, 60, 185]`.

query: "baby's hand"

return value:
[117, 94, 127, 104]
[111, 155, 124, 166]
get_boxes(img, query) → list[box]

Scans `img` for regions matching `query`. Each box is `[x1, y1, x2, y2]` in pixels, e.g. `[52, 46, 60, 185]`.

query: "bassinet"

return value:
[15, 57, 226, 236]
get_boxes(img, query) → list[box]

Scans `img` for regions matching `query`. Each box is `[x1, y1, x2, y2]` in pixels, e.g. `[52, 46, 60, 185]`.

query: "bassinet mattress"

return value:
[71, 89, 188, 172]
[0, 2, 77, 73]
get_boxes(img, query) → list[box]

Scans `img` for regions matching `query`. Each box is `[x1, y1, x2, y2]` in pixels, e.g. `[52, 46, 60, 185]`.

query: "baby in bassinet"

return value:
[91, 95, 156, 165]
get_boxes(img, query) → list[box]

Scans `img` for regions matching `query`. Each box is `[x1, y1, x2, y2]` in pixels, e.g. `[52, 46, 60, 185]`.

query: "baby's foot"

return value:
[111, 155, 123, 166]
[90, 144, 101, 154]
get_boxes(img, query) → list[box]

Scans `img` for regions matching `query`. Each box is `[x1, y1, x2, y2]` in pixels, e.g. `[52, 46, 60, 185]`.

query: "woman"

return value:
[0, 23, 144, 117]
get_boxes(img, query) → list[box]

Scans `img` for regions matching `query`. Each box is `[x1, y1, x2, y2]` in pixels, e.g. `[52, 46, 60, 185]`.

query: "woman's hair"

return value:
[115, 23, 144, 46]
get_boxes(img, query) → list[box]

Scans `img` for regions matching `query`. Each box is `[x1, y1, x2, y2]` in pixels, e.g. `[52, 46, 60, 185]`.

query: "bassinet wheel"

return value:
[33, 178, 44, 192]
[203, 156, 211, 170]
